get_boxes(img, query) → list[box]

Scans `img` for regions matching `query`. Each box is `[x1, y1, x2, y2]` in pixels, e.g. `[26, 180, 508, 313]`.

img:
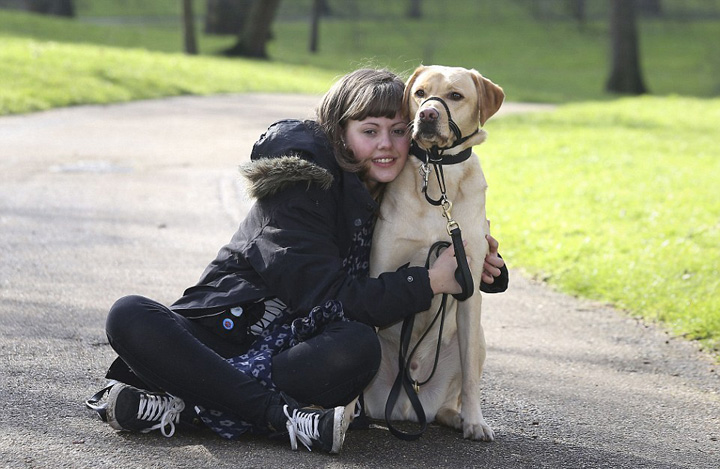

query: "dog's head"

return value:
[403, 65, 504, 151]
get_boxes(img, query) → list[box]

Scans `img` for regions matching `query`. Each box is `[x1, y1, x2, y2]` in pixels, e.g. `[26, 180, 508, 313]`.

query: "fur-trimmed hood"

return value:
[240, 119, 337, 199]
[240, 155, 333, 199]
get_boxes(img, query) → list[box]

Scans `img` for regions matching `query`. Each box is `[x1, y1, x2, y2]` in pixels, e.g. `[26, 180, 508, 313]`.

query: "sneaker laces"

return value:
[137, 393, 185, 437]
[283, 405, 320, 451]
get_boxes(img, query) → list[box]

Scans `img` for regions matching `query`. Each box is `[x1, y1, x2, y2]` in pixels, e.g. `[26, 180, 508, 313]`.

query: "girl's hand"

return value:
[428, 242, 468, 295]
[481, 234, 505, 284]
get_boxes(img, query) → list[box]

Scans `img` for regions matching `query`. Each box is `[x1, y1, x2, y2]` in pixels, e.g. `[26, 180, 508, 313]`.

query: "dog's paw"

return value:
[463, 418, 495, 442]
[436, 407, 462, 430]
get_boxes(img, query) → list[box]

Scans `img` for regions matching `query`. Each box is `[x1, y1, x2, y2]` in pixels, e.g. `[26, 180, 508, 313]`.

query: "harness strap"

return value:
[419, 97, 480, 151]
[426, 162, 447, 206]
[410, 141, 472, 166]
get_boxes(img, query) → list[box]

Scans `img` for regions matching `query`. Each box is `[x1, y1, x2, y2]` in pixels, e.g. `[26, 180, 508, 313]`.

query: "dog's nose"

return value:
[418, 107, 439, 122]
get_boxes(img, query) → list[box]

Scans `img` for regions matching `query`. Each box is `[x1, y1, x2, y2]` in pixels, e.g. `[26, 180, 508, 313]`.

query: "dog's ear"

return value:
[402, 66, 426, 121]
[472, 70, 504, 126]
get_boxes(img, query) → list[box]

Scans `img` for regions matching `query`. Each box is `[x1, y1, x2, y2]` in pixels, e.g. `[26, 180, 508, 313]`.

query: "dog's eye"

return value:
[415, 89, 425, 98]
[449, 92, 463, 101]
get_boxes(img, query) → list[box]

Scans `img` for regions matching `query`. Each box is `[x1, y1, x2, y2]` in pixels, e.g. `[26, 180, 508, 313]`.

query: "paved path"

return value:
[0, 95, 717, 468]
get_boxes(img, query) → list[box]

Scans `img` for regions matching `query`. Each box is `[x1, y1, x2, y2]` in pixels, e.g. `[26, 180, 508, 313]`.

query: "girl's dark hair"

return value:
[316, 69, 405, 173]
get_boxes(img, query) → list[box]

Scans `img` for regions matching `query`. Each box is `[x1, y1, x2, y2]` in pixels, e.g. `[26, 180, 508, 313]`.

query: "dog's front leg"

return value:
[456, 294, 494, 441]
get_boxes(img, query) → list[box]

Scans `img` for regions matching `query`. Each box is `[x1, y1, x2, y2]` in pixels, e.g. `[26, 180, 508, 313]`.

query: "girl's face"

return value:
[343, 113, 410, 192]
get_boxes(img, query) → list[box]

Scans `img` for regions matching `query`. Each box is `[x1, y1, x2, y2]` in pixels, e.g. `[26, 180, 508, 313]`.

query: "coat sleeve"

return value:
[242, 183, 433, 328]
[480, 257, 509, 294]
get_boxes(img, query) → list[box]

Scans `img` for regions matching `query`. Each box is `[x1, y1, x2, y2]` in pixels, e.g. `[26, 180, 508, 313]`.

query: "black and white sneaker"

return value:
[283, 404, 351, 454]
[105, 383, 185, 437]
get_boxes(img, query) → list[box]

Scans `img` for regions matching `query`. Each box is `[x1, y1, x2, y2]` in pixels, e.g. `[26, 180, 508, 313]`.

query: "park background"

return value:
[1, 0, 718, 359]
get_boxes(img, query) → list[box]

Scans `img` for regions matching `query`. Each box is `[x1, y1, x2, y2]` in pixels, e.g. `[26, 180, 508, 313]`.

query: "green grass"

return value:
[482, 96, 720, 352]
[0, 3, 231, 53]
[74, 0, 198, 18]
[0, 36, 337, 114]
[1, 2, 720, 113]
[268, 7, 720, 102]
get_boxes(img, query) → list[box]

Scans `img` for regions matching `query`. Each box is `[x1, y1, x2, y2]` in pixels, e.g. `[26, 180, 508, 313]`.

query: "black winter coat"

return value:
[171, 119, 435, 328]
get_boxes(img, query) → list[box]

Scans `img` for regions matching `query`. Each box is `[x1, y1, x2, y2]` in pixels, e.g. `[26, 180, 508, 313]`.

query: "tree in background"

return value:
[309, 0, 321, 53]
[205, 0, 251, 35]
[222, 0, 281, 58]
[182, 0, 198, 55]
[24, 0, 73, 17]
[605, 0, 648, 94]
[407, 0, 422, 19]
[308, 0, 333, 53]
[567, 0, 585, 28]
[638, 0, 663, 17]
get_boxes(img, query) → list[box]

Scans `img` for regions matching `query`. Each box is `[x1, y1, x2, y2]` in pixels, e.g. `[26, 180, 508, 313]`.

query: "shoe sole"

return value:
[105, 383, 128, 431]
[330, 404, 353, 454]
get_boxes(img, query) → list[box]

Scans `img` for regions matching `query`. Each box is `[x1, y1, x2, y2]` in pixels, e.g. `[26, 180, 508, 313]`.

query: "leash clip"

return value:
[441, 198, 460, 235]
[441, 198, 452, 217]
[413, 380, 420, 394]
[446, 220, 460, 236]
[419, 163, 431, 193]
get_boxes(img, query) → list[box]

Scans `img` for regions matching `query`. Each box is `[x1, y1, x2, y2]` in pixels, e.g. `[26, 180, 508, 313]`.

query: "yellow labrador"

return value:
[364, 65, 504, 441]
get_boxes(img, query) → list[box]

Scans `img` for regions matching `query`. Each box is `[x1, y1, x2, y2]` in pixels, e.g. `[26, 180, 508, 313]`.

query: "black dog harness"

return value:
[384, 96, 480, 440]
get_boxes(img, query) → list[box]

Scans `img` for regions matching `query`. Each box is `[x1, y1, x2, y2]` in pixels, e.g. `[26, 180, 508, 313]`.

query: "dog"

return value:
[363, 65, 504, 441]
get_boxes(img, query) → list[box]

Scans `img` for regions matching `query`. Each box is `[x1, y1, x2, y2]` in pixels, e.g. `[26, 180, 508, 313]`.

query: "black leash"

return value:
[84, 380, 119, 422]
[411, 146, 475, 302]
[409, 95, 476, 301]
[384, 96, 478, 440]
[384, 243, 451, 440]
[384, 231, 474, 439]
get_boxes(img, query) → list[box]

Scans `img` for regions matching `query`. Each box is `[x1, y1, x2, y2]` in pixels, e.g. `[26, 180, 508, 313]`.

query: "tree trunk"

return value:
[205, 0, 251, 35]
[317, 0, 331, 16]
[182, 0, 198, 55]
[638, 0, 662, 17]
[309, 0, 321, 53]
[25, 0, 74, 17]
[0, 0, 26, 10]
[407, 0, 422, 19]
[605, 0, 648, 95]
[568, 0, 585, 25]
[223, 0, 282, 58]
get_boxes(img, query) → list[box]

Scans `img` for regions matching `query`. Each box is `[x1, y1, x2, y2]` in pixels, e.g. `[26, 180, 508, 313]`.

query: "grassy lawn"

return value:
[0, 2, 718, 355]
[0, 10, 337, 114]
[482, 97, 720, 352]
[1, 1, 719, 112]
[0, 35, 336, 114]
[270, 5, 720, 103]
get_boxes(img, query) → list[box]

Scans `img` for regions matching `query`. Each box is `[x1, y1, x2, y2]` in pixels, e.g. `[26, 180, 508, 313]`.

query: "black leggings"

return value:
[105, 295, 381, 430]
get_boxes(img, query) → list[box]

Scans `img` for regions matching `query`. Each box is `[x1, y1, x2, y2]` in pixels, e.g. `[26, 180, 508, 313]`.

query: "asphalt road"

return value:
[0, 95, 717, 468]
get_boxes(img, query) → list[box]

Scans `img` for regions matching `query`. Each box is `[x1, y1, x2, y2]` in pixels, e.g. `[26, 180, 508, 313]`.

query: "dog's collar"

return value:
[410, 141, 473, 165]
